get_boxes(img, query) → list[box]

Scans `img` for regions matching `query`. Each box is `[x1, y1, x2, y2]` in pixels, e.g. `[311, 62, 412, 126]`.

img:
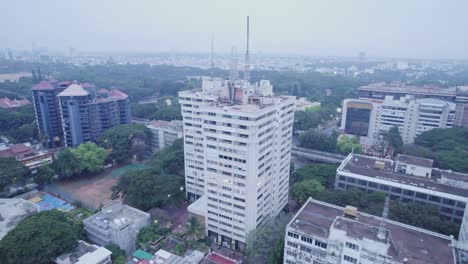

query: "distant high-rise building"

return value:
[341, 96, 456, 146]
[358, 51, 366, 62]
[180, 77, 295, 250]
[32, 81, 131, 147]
[32, 81, 68, 148]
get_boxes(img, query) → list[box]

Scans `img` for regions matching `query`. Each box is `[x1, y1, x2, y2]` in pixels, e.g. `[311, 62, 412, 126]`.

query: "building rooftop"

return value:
[289, 198, 456, 264]
[56, 240, 111, 264]
[31, 81, 55, 91]
[396, 154, 434, 168]
[339, 154, 468, 198]
[84, 201, 150, 230]
[0, 97, 30, 109]
[57, 84, 90, 97]
[97, 88, 128, 100]
[147, 120, 183, 132]
[0, 198, 40, 240]
[358, 83, 456, 97]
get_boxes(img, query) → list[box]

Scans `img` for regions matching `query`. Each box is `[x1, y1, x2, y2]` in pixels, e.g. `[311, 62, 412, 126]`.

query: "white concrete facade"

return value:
[179, 76, 295, 249]
[146, 120, 183, 152]
[283, 198, 458, 264]
[341, 96, 456, 146]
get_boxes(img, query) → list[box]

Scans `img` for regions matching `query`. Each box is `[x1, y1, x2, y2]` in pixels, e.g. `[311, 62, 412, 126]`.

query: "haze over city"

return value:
[2, 0, 468, 59]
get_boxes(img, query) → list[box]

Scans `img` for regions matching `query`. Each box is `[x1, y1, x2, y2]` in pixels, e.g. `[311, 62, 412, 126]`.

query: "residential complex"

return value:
[145, 120, 183, 152]
[32, 80, 131, 147]
[0, 97, 30, 109]
[335, 153, 468, 224]
[283, 198, 459, 264]
[83, 201, 150, 254]
[54, 240, 112, 264]
[179, 76, 295, 250]
[341, 96, 455, 146]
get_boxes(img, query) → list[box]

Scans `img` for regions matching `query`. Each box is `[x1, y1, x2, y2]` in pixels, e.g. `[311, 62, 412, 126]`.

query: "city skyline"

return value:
[2, 0, 468, 59]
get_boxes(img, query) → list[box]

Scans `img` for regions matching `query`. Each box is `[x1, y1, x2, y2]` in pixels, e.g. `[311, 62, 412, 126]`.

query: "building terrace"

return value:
[288, 198, 457, 264]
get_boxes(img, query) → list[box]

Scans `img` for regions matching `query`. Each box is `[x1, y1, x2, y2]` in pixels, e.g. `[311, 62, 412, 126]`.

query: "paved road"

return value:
[291, 146, 346, 164]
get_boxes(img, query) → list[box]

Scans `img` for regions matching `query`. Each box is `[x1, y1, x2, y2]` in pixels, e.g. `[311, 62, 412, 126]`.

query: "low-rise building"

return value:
[0, 198, 40, 240]
[283, 198, 458, 264]
[146, 120, 183, 152]
[296, 97, 320, 111]
[83, 201, 151, 254]
[54, 240, 112, 264]
[335, 153, 468, 224]
[0, 97, 30, 109]
[0, 142, 54, 171]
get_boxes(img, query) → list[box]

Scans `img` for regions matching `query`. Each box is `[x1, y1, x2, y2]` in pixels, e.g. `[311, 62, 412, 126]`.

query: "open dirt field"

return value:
[48, 163, 149, 209]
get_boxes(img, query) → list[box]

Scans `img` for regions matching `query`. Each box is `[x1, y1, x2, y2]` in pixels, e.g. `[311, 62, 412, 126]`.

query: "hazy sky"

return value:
[2, 0, 468, 59]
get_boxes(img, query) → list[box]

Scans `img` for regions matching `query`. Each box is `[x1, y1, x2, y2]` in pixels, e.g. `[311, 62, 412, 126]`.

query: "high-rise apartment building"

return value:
[179, 77, 295, 250]
[341, 96, 455, 146]
[32, 80, 68, 148]
[32, 80, 131, 147]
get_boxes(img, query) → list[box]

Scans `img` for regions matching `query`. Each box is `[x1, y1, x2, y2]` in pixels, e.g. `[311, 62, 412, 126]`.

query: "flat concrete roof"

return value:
[0, 198, 40, 240]
[339, 154, 468, 199]
[289, 198, 456, 264]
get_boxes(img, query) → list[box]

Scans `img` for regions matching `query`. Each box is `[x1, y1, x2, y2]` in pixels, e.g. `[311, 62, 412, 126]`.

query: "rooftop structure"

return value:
[0, 142, 54, 171]
[146, 120, 183, 152]
[83, 201, 150, 254]
[335, 153, 468, 225]
[284, 198, 458, 264]
[0, 97, 30, 109]
[0, 198, 40, 240]
[55, 240, 112, 264]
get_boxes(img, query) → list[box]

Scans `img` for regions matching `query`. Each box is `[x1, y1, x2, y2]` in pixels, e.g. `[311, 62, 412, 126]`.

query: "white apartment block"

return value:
[341, 96, 455, 146]
[284, 198, 459, 264]
[179, 76, 295, 250]
[146, 120, 183, 152]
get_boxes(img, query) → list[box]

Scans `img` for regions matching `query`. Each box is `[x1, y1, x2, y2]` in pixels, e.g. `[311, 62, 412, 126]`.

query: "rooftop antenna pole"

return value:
[210, 33, 215, 75]
[377, 196, 390, 240]
[244, 16, 250, 81]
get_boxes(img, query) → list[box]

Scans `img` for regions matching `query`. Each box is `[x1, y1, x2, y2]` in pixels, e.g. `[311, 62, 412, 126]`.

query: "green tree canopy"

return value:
[246, 213, 292, 263]
[412, 127, 468, 172]
[336, 135, 362, 155]
[0, 157, 29, 190]
[131, 97, 182, 121]
[299, 129, 338, 152]
[291, 179, 325, 205]
[104, 243, 126, 264]
[112, 168, 184, 211]
[98, 124, 151, 163]
[0, 210, 80, 264]
[70, 142, 107, 173]
[151, 138, 184, 175]
[33, 165, 55, 186]
[52, 148, 83, 178]
[136, 223, 171, 247]
[291, 163, 338, 187]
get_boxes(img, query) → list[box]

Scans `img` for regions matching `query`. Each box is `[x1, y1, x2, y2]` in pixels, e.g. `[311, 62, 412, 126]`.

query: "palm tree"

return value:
[185, 217, 205, 241]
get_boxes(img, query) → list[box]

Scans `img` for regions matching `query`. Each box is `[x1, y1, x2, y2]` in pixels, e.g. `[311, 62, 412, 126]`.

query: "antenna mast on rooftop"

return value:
[210, 33, 215, 76]
[243, 16, 250, 81]
[377, 196, 390, 240]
